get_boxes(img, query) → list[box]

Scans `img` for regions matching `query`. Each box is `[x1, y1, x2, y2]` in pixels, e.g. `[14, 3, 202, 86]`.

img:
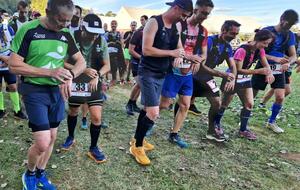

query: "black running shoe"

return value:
[206, 127, 226, 142]
[132, 103, 141, 113]
[188, 104, 201, 116]
[0, 110, 6, 119]
[14, 110, 27, 120]
[126, 103, 134, 116]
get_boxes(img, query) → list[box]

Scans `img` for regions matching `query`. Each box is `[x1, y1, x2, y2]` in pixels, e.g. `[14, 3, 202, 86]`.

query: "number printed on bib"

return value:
[108, 47, 118, 53]
[236, 74, 251, 83]
[206, 79, 219, 93]
[71, 83, 91, 97]
[271, 64, 282, 75]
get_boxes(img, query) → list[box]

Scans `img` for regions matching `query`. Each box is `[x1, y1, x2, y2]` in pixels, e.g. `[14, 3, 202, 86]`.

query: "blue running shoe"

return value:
[168, 133, 188, 148]
[87, 146, 107, 164]
[145, 124, 155, 137]
[101, 122, 108, 129]
[61, 136, 75, 151]
[22, 172, 37, 190]
[81, 118, 88, 130]
[37, 173, 56, 190]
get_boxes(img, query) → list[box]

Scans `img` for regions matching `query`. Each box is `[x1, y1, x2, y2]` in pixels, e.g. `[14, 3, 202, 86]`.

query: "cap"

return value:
[82, 14, 104, 34]
[166, 0, 193, 12]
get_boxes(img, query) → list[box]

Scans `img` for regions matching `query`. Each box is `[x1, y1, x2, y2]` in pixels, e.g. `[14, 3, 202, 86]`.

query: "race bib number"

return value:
[270, 64, 282, 75]
[206, 79, 219, 93]
[236, 74, 251, 83]
[71, 83, 91, 97]
[108, 47, 118, 53]
[178, 59, 191, 68]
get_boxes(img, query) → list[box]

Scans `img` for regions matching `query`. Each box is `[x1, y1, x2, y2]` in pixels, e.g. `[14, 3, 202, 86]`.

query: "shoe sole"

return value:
[87, 152, 107, 164]
[206, 135, 226, 142]
[188, 110, 201, 116]
[129, 147, 150, 166]
[22, 173, 30, 190]
[238, 134, 257, 141]
[266, 125, 284, 134]
[61, 140, 76, 151]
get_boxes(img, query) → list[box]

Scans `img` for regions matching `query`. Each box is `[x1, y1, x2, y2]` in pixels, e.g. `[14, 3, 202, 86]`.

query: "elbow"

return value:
[142, 47, 151, 56]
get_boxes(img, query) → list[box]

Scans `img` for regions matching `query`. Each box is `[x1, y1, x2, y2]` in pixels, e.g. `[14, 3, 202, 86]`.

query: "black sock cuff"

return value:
[241, 108, 251, 117]
[68, 115, 78, 120]
[90, 123, 101, 131]
[143, 115, 154, 125]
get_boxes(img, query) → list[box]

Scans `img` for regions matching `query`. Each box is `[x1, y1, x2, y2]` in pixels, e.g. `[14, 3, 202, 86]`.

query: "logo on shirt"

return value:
[33, 32, 46, 39]
[60, 35, 67, 42]
[46, 46, 65, 60]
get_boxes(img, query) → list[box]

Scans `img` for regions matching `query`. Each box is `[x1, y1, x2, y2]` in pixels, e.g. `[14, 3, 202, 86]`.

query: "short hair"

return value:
[75, 5, 82, 16]
[17, 1, 28, 10]
[254, 29, 274, 42]
[280, 9, 299, 25]
[111, 20, 117, 24]
[141, 15, 148, 20]
[47, 0, 74, 14]
[221, 20, 241, 32]
[196, 0, 214, 8]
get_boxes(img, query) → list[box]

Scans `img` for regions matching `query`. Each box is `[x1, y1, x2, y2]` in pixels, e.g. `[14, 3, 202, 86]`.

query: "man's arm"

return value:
[129, 44, 141, 60]
[68, 52, 86, 78]
[8, 53, 72, 82]
[142, 18, 182, 58]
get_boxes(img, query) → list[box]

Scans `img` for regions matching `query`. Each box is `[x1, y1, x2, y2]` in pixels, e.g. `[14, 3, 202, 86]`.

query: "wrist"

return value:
[69, 70, 75, 79]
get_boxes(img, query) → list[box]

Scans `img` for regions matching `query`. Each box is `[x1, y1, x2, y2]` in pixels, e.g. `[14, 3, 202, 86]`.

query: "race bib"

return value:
[71, 83, 91, 97]
[206, 79, 219, 93]
[270, 64, 282, 75]
[178, 59, 192, 68]
[0, 49, 10, 71]
[108, 47, 118, 53]
[236, 74, 251, 83]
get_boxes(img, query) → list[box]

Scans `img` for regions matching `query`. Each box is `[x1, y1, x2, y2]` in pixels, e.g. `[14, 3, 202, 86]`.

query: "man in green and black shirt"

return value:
[8, 0, 86, 189]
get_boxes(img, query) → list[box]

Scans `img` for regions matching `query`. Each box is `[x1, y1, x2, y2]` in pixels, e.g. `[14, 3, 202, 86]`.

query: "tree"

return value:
[0, 0, 19, 15]
[105, 11, 116, 17]
[30, 0, 47, 16]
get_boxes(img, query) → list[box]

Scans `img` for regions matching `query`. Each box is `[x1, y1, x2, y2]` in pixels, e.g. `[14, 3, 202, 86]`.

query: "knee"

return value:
[69, 107, 79, 116]
[244, 102, 253, 110]
[90, 114, 102, 125]
[179, 102, 189, 112]
[212, 101, 221, 111]
[35, 140, 51, 153]
[285, 88, 291, 97]
[7, 84, 17, 92]
[275, 95, 284, 104]
[147, 110, 159, 121]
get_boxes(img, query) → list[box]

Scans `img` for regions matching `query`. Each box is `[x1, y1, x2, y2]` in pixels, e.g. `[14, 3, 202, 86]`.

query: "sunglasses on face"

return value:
[200, 11, 210, 16]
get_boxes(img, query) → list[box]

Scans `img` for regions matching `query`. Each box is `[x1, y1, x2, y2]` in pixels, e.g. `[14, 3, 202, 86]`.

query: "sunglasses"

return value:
[201, 11, 210, 16]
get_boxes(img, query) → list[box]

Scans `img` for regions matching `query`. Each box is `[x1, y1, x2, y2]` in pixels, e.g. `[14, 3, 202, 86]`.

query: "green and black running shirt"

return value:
[11, 19, 79, 85]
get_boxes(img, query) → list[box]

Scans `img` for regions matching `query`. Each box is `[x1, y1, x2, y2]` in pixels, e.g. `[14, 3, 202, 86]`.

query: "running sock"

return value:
[82, 117, 87, 122]
[0, 92, 4, 110]
[268, 103, 282, 124]
[174, 102, 179, 118]
[67, 115, 78, 138]
[240, 108, 252, 132]
[134, 110, 147, 139]
[36, 168, 45, 178]
[127, 99, 134, 105]
[9, 92, 20, 113]
[135, 115, 154, 147]
[170, 132, 178, 138]
[90, 123, 101, 148]
[26, 169, 36, 176]
[214, 107, 226, 126]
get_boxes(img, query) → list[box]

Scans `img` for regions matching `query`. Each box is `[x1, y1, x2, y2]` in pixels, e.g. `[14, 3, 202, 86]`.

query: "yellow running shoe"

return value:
[129, 138, 154, 151]
[129, 145, 150, 165]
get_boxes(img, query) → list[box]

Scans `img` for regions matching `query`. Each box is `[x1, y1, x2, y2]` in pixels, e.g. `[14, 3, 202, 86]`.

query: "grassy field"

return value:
[0, 73, 300, 190]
